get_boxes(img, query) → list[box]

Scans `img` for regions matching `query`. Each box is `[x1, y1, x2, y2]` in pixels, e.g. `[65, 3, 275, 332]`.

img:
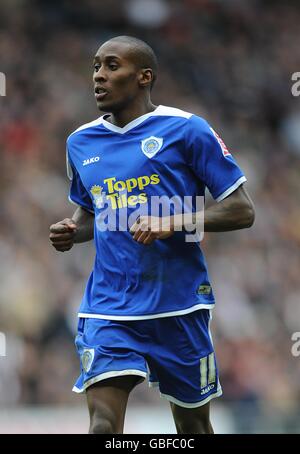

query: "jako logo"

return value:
[201, 384, 215, 395]
[83, 156, 100, 166]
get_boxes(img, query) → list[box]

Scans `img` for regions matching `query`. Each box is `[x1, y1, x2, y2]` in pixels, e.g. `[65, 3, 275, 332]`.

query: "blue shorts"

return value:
[73, 310, 222, 408]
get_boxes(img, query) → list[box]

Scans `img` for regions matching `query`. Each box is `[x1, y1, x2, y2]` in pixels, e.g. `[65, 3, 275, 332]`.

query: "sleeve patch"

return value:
[210, 127, 231, 157]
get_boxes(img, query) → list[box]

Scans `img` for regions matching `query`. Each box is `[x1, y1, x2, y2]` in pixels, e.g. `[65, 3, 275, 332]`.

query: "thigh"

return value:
[170, 401, 214, 434]
[86, 375, 141, 433]
[73, 317, 148, 394]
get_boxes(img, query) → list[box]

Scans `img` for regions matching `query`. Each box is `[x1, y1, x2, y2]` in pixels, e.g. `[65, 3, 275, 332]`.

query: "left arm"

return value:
[203, 185, 255, 232]
[130, 185, 255, 245]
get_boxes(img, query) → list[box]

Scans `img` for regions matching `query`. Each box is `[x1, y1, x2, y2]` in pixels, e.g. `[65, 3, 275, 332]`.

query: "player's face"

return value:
[93, 42, 141, 112]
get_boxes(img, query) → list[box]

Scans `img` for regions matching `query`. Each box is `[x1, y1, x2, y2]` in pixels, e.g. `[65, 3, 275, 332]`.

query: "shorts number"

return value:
[200, 352, 216, 389]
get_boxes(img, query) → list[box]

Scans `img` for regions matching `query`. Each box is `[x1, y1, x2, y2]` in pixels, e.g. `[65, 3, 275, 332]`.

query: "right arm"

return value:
[49, 206, 94, 252]
[72, 206, 94, 243]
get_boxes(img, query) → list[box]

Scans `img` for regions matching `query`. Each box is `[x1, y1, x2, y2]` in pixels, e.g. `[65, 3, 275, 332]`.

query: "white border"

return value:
[72, 369, 147, 393]
[101, 107, 160, 134]
[78, 303, 215, 321]
[66, 149, 73, 181]
[68, 105, 193, 137]
[101, 105, 192, 134]
[69, 117, 103, 137]
[160, 386, 223, 408]
[216, 176, 247, 202]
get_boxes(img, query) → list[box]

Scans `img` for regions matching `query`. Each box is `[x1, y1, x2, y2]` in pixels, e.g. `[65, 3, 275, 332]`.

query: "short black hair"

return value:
[103, 35, 158, 89]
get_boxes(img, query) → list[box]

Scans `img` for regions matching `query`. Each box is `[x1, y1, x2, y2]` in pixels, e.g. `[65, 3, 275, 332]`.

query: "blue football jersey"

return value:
[66, 105, 246, 320]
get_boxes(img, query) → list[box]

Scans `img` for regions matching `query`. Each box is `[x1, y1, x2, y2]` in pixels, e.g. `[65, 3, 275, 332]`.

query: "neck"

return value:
[107, 97, 157, 128]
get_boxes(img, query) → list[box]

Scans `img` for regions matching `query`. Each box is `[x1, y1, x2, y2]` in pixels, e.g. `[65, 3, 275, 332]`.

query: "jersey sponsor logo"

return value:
[141, 136, 163, 158]
[91, 185, 104, 208]
[210, 128, 231, 157]
[83, 156, 100, 166]
[90, 174, 160, 210]
[81, 348, 95, 373]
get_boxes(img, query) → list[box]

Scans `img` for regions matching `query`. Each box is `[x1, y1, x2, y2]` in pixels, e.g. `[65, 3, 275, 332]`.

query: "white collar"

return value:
[101, 105, 162, 134]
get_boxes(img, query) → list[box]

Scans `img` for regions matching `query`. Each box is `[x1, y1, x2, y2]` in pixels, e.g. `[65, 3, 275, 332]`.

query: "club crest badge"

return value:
[141, 136, 163, 158]
[81, 348, 95, 373]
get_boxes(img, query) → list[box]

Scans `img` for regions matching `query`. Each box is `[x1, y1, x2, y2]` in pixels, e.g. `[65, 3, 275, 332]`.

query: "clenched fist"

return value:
[49, 218, 77, 252]
[130, 215, 175, 245]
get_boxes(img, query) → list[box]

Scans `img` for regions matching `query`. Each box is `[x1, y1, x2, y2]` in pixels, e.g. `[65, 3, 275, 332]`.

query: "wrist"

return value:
[170, 214, 184, 231]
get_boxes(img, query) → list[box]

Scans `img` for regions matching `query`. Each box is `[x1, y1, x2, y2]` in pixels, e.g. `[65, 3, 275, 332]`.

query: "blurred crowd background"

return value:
[1, 0, 300, 433]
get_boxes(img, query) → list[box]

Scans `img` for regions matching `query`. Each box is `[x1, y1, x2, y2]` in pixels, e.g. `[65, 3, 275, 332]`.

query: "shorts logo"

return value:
[141, 136, 163, 158]
[200, 353, 216, 392]
[81, 348, 95, 373]
[201, 384, 215, 395]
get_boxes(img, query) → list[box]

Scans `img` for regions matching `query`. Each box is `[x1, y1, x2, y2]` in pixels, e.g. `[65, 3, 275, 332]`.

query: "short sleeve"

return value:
[66, 147, 94, 213]
[185, 116, 246, 201]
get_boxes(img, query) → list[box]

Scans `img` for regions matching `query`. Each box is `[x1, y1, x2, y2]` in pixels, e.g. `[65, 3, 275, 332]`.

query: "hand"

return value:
[49, 218, 77, 252]
[130, 216, 174, 245]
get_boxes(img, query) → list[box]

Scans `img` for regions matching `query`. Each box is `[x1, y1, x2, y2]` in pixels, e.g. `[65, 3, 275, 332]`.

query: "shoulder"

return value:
[67, 116, 104, 146]
[155, 105, 193, 120]
[157, 106, 210, 131]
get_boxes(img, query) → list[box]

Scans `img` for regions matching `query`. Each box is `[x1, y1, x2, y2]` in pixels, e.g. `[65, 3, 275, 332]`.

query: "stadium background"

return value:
[1, 0, 300, 433]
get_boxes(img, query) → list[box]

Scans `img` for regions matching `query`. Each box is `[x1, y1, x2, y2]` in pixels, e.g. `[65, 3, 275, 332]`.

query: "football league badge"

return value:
[210, 127, 231, 157]
[141, 136, 163, 158]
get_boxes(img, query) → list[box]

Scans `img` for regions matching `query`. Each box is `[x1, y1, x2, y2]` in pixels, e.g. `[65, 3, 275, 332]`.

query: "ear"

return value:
[138, 68, 153, 88]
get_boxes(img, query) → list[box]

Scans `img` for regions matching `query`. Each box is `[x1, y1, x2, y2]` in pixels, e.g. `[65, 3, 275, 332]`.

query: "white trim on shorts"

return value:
[72, 369, 147, 393]
[159, 386, 223, 408]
